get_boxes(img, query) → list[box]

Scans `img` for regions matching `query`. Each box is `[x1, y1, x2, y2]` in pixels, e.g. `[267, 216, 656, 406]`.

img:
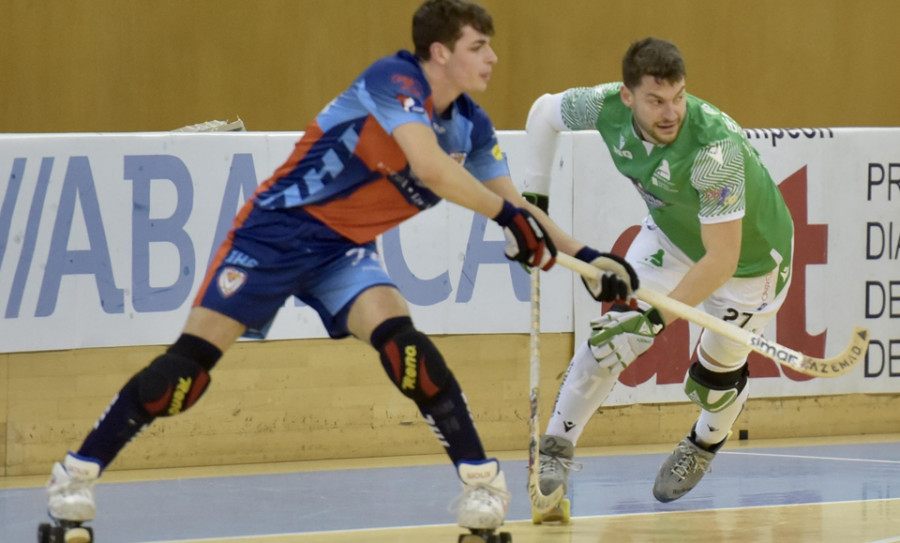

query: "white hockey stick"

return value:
[527, 267, 565, 513]
[555, 253, 870, 378]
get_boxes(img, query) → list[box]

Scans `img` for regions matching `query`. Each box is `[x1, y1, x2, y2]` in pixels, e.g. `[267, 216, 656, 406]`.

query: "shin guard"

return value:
[372, 317, 484, 464]
[77, 334, 220, 468]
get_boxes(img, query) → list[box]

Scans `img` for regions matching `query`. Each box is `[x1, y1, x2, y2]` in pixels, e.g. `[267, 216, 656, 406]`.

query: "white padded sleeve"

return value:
[521, 92, 567, 197]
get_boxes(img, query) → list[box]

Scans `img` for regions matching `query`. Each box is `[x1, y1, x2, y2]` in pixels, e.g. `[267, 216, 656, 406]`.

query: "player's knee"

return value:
[128, 334, 221, 418]
[130, 353, 211, 417]
[684, 360, 749, 413]
[371, 317, 451, 403]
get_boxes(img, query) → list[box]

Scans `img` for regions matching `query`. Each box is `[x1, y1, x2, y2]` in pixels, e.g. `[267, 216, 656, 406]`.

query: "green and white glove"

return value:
[588, 303, 665, 373]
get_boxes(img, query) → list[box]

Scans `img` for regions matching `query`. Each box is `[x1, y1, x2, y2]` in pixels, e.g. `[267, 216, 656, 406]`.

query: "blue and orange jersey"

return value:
[252, 50, 510, 244]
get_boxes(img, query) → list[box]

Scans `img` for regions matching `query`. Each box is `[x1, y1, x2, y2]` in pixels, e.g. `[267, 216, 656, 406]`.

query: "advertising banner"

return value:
[1, 129, 896, 402]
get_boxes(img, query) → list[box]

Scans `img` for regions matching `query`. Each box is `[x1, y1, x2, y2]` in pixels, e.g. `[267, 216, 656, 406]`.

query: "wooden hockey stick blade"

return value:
[528, 395, 565, 514]
[555, 253, 870, 378]
[529, 469, 565, 514]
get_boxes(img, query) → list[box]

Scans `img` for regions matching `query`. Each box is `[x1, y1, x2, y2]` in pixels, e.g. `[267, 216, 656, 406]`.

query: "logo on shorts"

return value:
[217, 266, 247, 298]
[645, 249, 664, 267]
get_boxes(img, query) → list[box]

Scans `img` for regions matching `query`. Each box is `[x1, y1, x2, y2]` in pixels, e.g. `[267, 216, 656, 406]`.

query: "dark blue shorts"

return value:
[195, 205, 395, 339]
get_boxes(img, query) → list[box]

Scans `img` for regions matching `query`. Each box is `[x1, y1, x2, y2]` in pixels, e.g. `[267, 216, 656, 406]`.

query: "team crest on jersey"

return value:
[397, 94, 426, 114]
[448, 151, 467, 165]
[651, 160, 677, 191]
[217, 266, 247, 298]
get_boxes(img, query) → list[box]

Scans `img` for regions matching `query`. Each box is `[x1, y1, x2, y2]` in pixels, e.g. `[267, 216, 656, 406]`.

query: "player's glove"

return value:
[574, 247, 639, 302]
[588, 303, 665, 371]
[493, 200, 557, 271]
[514, 192, 552, 273]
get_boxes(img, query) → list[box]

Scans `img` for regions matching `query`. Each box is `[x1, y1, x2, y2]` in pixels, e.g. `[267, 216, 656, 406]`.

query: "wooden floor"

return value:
[176, 500, 900, 543]
[4, 434, 900, 543]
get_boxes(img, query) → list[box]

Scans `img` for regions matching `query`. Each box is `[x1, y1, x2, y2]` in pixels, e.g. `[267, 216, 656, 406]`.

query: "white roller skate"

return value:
[454, 458, 512, 543]
[39, 452, 101, 543]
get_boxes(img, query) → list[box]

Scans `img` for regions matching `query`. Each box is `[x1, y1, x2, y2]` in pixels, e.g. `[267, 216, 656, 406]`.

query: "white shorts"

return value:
[626, 216, 792, 367]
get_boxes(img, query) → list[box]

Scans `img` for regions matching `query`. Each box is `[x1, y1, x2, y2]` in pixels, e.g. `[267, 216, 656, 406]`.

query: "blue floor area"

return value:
[2, 441, 899, 542]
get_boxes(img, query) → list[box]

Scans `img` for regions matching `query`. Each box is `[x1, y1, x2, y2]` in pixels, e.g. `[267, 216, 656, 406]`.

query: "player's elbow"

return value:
[526, 93, 565, 134]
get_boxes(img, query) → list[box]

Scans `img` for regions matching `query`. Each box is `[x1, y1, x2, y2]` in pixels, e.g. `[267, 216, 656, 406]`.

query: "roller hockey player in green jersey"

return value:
[521, 37, 794, 508]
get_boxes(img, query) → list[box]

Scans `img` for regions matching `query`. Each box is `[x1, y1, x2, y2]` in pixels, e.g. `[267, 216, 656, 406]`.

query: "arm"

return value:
[393, 122, 505, 219]
[569, 219, 741, 372]
[522, 92, 568, 197]
[484, 176, 583, 256]
[393, 121, 556, 270]
[660, 218, 742, 325]
[485, 175, 638, 301]
[520, 91, 640, 300]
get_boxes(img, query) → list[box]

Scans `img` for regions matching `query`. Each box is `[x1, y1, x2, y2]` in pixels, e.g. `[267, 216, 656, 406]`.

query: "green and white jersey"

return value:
[561, 82, 793, 282]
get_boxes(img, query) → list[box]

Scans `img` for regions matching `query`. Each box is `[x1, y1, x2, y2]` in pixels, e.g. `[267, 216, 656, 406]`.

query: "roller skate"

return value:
[454, 458, 512, 543]
[653, 425, 727, 503]
[38, 453, 101, 543]
[531, 435, 577, 524]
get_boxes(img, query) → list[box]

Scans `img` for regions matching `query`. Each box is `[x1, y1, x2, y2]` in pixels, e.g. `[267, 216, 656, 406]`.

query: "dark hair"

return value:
[412, 0, 494, 60]
[622, 37, 686, 89]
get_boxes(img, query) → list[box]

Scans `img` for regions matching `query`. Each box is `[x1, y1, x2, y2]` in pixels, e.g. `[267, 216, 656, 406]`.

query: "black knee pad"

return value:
[372, 317, 451, 403]
[129, 351, 212, 417]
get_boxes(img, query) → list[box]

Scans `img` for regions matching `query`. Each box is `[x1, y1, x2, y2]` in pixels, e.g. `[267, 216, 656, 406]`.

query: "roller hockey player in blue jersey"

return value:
[40, 2, 639, 542]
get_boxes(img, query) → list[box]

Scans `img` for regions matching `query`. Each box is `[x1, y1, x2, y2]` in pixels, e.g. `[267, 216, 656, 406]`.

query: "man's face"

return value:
[621, 75, 686, 145]
[444, 25, 498, 94]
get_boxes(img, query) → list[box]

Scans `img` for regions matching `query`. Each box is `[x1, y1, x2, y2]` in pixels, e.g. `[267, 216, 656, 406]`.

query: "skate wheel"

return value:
[559, 498, 571, 523]
[459, 530, 509, 543]
[38, 523, 53, 543]
[64, 526, 92, 543]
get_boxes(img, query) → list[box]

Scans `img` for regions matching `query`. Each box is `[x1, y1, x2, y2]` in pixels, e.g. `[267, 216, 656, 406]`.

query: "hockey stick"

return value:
[527, 267, 565, 514]
[555, 253, 870, 378]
